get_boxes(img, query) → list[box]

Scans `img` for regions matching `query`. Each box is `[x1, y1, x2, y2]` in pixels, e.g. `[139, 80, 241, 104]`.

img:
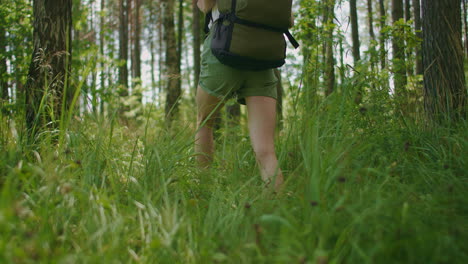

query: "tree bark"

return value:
[24, 0, 73, 132]
[405, 0, 411, 21]
[367, 0, 376, 71]
[413, 0, 423, 75]
[192, 0, 201, 93]
[118, 0, 129, 95]
[379, 0, 387, 69]
[99, 0, 106, 114]
[367, 0, 375, 41]
[422, 0, 467, 121]
[0, 24, 8, 100]
[133, 0, 141, 82]
[350, 0, 361, 63]
[463, 0, 468, 58]
[392, 0, 407, 95]
[163, 0, 181, 124]
[324, 0, 335, 96]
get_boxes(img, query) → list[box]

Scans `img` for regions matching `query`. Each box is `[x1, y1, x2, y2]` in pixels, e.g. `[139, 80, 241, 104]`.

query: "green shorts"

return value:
[199, 32, 278, 105]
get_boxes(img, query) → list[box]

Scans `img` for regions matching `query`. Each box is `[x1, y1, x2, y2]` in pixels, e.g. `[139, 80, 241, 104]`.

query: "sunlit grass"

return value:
[0, 83, 467, 263]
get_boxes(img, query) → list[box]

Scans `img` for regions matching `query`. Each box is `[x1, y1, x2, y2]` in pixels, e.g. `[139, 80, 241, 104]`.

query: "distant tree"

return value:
[145, 0, 158, 98]
[132, 0, 142, 85]
[463, 0, 468, 57]
[192, 0, 202, 93]
[391, 0, 407, 95]
[324, 0, 335, 96]
[24, 0, 72, 131]
[413, 0, 422, 75]
[367, 0, 375, 41]
[0, 24, 7, 100]
[404, 0, 411, 21]
[118, 0, 129, 95]
[367, 0, 376, 70]
[350, 0, 361, 63]
[379, 0, 387, 69]
[163, 0, 181, 124]
[422, 0, 467, 121]
[99, 0, 106, 113]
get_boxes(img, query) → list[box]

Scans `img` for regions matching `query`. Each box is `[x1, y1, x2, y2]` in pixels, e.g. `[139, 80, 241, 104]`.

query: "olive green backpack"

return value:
[206, 0, 299, 71]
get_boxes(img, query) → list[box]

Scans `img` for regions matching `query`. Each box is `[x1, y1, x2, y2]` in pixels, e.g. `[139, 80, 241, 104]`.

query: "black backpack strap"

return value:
[285, 30, 300, 49]
[204, 10, 213, 34]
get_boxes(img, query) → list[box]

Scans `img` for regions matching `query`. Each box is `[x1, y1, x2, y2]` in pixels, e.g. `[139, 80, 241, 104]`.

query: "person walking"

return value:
[194, 0, 294, 192]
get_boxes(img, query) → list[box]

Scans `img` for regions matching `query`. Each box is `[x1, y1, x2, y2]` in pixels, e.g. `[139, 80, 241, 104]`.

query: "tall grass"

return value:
[0, 74, 467, 263]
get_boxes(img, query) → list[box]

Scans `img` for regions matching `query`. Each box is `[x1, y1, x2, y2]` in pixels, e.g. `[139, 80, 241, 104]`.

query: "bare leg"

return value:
[245, 96, 284, 191]
[195, 86, 223, 167]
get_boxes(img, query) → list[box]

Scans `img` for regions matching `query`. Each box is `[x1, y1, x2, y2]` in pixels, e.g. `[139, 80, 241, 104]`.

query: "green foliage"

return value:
[0, 0, 33, 89]
[1, 0, 467, 263]
[1, 69, 468, 263]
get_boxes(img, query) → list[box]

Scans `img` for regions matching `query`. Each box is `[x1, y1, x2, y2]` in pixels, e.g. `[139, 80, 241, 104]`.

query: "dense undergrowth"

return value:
[0, 82, 467, 263]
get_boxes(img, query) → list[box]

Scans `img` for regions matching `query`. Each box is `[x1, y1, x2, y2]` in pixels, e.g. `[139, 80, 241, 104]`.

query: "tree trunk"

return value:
[413, 0, 423, 75]
[192, 0, 201, 93]
[163, 0, 181, 124]
[324, 0, 335, 96]
[422, 0, 467, 121]
[132, 0, 142, 104]
[99, 0, 106, 114]
[158, 2, 164, 105]
[177, 0, 184, 96]
[405, 0, 411, 21]
[379, 0, 387, 69]
[392, 0, 407, 95]
[404, 0, 413, 76]
[118, 0, 129, 95]
[463, 0, 468, 58]
[133, 0, 141, 82]
[0, 25, 8, 100]
[367, 0, 376, 71]
[350, 0, 361, 63]
[24, 0, 73, 132]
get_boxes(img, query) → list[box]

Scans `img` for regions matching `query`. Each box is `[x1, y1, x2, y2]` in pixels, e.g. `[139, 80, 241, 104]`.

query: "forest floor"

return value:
[1, 91, 467, 263]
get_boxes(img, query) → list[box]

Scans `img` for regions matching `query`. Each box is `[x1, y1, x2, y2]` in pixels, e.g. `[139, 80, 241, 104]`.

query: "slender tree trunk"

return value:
[0, 26, 8, 100]
[367, 0, 376, 71]
[118, 0, 129, 95]
[379, 0, 387, 69]
[392, 0, 407, 95]
[350, 0, 361, 63]
[324, 0, 335, 96]
[422, 0, 467, 121]
[132, 0, 142, 103]
[25, 0, 72, 132]
[413, 0, 423, 75]
[89, 3, 98, 113]
[158, 2, 164, 105]
[463, 0, 468, 58]
[163, 0, 181, 124]
[134, 0, 141, 82]
[368, 0, 375, 41]
[404, 0, 413, 76]
[149, 3, 157, 100]
[192, 0, 201, 93]
[99, 0, 106, 114]
[405, 0, 411, 21]
[177, 0, 183, 95]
